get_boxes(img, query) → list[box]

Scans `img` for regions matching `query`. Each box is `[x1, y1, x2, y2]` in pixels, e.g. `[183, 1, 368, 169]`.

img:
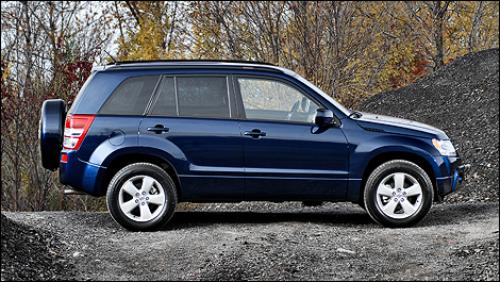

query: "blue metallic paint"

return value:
[59, 64, 463, 202]
[239, 120, 349, 200]
[139, 117, 245, 200]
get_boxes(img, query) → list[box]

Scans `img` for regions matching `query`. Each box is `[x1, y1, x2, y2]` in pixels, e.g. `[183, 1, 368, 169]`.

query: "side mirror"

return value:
[315, 108, 336, 128]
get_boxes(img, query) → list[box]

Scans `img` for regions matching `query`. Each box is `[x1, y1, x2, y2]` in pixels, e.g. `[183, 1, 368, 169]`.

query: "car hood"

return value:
[354, 112, 448, 139]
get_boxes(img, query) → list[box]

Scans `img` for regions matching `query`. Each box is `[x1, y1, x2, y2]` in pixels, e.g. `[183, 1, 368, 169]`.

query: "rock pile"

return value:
[1, 214, 74, 281]
[361, 49, 499, 202]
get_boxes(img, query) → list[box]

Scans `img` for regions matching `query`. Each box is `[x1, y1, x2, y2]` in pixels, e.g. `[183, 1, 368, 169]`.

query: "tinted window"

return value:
[238, 78, 319, 123]
[177, 77, 230, 118]
[99, 76, 159, 115]
[150, 77, 177, 116]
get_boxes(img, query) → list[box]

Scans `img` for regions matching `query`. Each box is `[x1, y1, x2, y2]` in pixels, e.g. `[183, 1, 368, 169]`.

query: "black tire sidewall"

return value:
[107, 163, 177, 231]
[364, 160, 433, 227]
[39, 99, 66, 170]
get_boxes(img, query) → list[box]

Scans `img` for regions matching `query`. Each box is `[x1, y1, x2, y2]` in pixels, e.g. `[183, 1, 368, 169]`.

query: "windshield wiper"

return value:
[349, 111, 363, 119]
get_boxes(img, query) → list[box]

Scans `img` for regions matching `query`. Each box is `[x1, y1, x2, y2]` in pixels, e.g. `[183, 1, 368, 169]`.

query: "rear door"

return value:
[139, 75, 244, 201]
[235, 76, 350, 200]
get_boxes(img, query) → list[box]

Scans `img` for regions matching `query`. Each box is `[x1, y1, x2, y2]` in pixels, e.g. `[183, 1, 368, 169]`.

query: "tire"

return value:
[363, 160, 433, 227]
[39, 99, 66, 170]
[106, 163, 177, 231]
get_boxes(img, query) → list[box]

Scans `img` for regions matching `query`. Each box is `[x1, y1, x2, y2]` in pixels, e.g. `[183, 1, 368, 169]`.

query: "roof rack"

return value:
[106, 59, 275, 66]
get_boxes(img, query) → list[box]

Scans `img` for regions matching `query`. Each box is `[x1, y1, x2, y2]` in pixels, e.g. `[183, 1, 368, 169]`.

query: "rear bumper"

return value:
[59, 150, 107, 196]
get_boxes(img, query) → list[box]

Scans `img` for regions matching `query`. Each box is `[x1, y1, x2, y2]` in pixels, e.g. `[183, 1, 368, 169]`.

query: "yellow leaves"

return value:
[118, 16, 166, 61]
[116, 1, 181, 61]
[1, 61, 11, 82]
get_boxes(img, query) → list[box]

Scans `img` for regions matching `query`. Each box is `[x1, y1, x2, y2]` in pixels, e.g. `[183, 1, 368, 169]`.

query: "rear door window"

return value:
[99, 75, 159, 115]
[176, 77, 230, 118]
[150, 77, 177, 116]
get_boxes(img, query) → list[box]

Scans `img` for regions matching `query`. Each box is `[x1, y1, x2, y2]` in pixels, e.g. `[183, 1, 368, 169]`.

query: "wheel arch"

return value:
[98, 150, 183, 199]
[359, 151, 438, 204]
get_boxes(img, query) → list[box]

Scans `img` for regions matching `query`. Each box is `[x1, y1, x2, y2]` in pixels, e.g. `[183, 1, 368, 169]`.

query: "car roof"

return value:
[93, 60, 290, 74]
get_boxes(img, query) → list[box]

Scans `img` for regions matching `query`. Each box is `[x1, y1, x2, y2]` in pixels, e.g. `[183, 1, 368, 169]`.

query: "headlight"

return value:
[432, 139, 457, 157]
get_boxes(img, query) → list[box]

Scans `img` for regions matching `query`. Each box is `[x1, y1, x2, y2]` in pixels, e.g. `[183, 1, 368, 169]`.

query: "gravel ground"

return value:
[361, 48, 499, 203]
[3, 202, 499, 281]
[1, 214, 75, 281]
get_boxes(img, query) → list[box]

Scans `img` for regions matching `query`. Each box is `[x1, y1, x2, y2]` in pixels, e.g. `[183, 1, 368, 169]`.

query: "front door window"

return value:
[238, 78, 319, 123]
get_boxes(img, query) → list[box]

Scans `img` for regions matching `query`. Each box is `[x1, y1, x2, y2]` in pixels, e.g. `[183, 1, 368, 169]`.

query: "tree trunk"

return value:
[468, 1, 485, 53]
[432, 1, 450, 70]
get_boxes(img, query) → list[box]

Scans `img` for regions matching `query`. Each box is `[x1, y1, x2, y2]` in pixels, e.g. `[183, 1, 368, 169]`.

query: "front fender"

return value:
[345, 132, 444, 203]
[351, 135, 442, 179]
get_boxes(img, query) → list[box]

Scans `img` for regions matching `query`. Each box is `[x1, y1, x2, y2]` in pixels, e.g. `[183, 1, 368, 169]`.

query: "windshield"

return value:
[285, 70, 351, 117]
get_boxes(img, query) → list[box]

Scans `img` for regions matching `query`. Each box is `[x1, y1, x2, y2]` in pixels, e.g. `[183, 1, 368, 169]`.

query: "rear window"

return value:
[67, 72, 95, 114]
[99, 75, 159, 115]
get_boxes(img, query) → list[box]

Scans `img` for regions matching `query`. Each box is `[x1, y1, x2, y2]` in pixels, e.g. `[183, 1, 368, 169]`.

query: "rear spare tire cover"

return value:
[39, 99, 66, 170]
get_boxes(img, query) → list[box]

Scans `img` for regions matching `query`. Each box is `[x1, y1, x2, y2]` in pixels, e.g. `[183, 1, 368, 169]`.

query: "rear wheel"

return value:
[106, 163, 177, 231]
[363, 160, 433, 227]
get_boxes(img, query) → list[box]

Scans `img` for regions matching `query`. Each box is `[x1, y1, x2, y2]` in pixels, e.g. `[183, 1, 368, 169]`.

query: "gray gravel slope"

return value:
[4, 202, 499, 281]
[361, 49, 499, 202]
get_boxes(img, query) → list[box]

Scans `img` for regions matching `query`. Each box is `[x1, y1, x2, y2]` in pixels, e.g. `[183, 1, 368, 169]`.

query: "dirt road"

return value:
[4, 202, 499, 281]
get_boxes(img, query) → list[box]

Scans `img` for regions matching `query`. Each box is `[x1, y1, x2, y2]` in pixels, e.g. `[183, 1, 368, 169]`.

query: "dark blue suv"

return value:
[39, 60, 466, 230]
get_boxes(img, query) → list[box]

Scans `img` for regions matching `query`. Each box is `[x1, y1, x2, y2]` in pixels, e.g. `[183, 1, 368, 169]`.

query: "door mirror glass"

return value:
[315, 108, 335, 127]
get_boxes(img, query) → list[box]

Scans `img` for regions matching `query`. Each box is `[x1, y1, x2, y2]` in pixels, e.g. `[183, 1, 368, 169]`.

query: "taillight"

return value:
[63, 114, 95, 150]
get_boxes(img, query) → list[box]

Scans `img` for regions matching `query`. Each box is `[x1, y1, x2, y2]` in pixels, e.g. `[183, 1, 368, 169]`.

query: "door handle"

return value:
[243, 129, 266, 138]
[147, 125, 169, 134]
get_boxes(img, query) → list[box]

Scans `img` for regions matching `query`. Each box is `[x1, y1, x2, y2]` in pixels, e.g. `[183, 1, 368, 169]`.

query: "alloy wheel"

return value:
[118, 175, 166, 222]
[375, 172, 423, 219]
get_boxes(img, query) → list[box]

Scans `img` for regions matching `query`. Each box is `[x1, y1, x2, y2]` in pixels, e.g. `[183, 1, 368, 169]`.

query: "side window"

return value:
[237, 78, 320, 123]
[99, 76, 159, 115]
[177, 77, 230, 118]
[150, 77, 176, 116]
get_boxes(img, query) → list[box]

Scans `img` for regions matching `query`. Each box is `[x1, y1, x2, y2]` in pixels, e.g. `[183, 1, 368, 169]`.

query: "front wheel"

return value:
[106, 163, 177, 231]
[363, 160, 433, 227]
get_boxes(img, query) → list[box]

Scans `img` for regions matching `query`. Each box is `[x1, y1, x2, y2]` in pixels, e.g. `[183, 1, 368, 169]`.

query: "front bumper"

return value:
[456, 164, 470, 189]
[436, 156, 469, 199]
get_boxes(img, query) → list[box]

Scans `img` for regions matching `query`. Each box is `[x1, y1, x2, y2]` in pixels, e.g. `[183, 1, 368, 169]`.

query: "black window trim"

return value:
[143, 75, 165, 115]
[174, 76, 180, 116]
[232, 75, 327, 125]
[144, 75, 177, 117]
[229, 75, 241, 118]
[226, 76, 232, 118]
[145, 74, 236, 120]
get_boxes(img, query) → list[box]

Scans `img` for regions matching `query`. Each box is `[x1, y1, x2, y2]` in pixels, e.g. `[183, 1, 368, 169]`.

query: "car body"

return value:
[39, 60, 467, 230]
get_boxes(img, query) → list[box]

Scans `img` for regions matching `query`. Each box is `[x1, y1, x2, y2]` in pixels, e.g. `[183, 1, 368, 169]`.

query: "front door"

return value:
[235, 77, 350, 200]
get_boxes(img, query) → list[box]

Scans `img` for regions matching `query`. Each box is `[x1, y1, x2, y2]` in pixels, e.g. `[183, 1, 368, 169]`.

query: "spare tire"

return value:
[39, 99, 66, 170]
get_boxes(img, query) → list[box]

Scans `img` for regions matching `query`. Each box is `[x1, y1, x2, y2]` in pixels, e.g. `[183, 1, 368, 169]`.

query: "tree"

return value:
[114, 1, 186, 60]
[1, 1, 112, 211]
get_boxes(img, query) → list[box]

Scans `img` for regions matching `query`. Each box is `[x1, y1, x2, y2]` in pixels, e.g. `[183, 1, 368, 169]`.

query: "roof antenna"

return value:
[103, 50, 118, 64]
